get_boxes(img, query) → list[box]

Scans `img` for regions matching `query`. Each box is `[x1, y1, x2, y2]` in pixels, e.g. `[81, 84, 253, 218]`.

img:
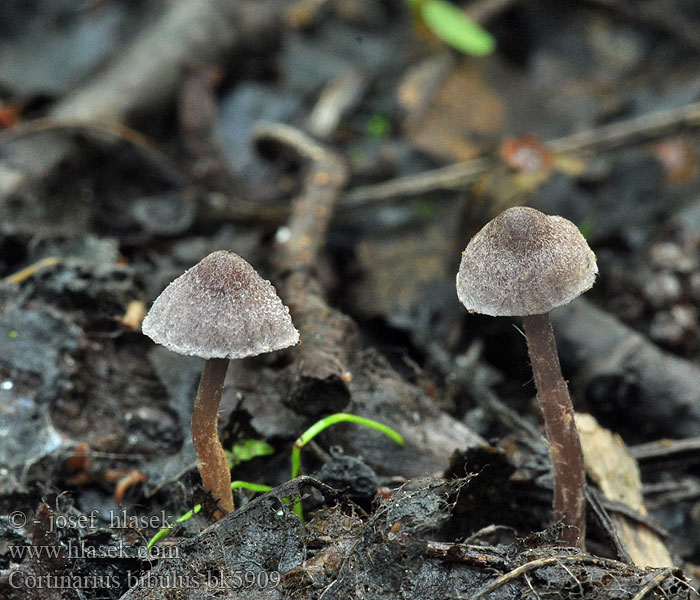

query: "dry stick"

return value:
[2, 119, 187, 187]
[341, 100, 700, 207]
[420, 540, 692, 599]
[0, 0, 284, 203]
[256, 123, 358, 416]
[523, 314, 586, 549]
[631, 437, 700, 467]
[306, 68, 367, 140]
[191, 357, 233, 515]
[630, 568, 676, 600]
[583, 0, 700, 54]
[469, 554, 656, 600]
[51, 0, 284, 122]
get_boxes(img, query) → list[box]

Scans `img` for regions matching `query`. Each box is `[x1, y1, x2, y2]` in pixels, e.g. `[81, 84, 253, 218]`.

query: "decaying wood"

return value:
[52, 0, 284, 123]
[0, 0, 284, 204]
[256, 122, 358, 416]
[551, 298, 700, 439]
[576, 413, 673, 568]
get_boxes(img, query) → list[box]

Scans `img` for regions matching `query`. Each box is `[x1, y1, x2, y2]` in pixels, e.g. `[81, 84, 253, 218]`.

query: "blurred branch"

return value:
[341, 100, 700, 207]
[0, 0, 284, 205]
[256, 122, 358, 417]
[52, 0, 284, 123]
[551, 298, 700, 440]
[584, 0, 700, 54]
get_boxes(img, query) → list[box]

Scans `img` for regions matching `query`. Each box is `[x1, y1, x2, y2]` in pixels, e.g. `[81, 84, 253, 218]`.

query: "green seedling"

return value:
[366, 114, 391, 139]
[225, 439, 274, 469]
[291, 413, 404, 480]
[146, 481, 273, 550]
[290, 413, 404, 520]
[146, 414, 404, 548]
[409, 0, 496, 56]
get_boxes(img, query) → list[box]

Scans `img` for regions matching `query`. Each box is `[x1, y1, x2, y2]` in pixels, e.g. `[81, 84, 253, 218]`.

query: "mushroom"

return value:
[142, 250, 299, 515]
[456, 206, 597, 549]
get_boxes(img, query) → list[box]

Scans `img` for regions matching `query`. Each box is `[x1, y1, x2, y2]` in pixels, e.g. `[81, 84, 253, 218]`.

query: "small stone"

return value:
[670, 304, 698, 333]
[642, 272, 682, 308]
[649, 311, 684, 346]
[648, 242, 695, 273]
[689, 272, 700, 304]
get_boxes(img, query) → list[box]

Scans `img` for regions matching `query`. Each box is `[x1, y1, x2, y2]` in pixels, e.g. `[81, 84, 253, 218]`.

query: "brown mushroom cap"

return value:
[456, 207, 598, 316]
[142, 250, 299, 359]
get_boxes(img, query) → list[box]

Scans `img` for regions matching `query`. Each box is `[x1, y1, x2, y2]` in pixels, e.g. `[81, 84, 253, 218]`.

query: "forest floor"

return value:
[1, 1, 700, 598]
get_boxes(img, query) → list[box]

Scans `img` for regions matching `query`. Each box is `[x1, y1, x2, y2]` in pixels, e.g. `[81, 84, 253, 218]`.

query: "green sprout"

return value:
[225, 439, 274, 469]
[410, 0, 496, 56]
[146, 481, 273, 550]
[291, 413, 404, 480]
[8, 330, 18, 340]
[366, 114, 391, 139]
[146, 415, 403, 548]
[290, 413, 404, 520]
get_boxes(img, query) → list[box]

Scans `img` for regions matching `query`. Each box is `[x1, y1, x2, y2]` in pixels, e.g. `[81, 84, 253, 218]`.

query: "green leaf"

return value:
[420, 0, 496, 56]
[225, 439, 275, 469]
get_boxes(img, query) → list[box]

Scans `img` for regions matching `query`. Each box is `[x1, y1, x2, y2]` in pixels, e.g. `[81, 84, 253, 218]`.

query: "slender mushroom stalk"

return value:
[142, 251, 299, 516]
[191, 357, 232, 513]
[522, 313, 586, 548]
[456, 206, 597, 550]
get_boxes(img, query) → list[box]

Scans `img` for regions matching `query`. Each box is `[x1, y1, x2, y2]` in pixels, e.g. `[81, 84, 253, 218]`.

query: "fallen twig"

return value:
[341, 100, 700, 206]
[551, 298, 700, 439]
[256, 122, 358, 417]
[52, 0, 284, 123]
[0, 0, 284, 205]
[306, 68, 368, 140]
[583, 0, 700, 54]
[2, 118, 186, 187]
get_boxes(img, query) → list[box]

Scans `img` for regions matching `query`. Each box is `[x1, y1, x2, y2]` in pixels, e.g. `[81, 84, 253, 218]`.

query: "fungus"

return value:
[456, 206, 597, 549]
[142, 250, 299, 515]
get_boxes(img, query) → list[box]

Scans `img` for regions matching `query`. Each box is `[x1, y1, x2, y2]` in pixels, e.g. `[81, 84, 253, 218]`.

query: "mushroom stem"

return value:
[522, 313, 586, 549]
[191, 357, 234, 515]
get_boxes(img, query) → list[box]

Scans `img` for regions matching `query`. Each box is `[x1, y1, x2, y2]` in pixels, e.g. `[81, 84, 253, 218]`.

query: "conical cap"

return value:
[143, 251, 299, 359]
[456, 207, 598, 316]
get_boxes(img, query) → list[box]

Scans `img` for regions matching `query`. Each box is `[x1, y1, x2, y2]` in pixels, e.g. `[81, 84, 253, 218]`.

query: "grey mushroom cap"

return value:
[456, 207, 598, 317]
[142, 250, 299, 359]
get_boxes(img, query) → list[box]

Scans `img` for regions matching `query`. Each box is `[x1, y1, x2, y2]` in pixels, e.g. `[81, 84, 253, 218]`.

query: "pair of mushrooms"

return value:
[142, 207, 594, 549]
